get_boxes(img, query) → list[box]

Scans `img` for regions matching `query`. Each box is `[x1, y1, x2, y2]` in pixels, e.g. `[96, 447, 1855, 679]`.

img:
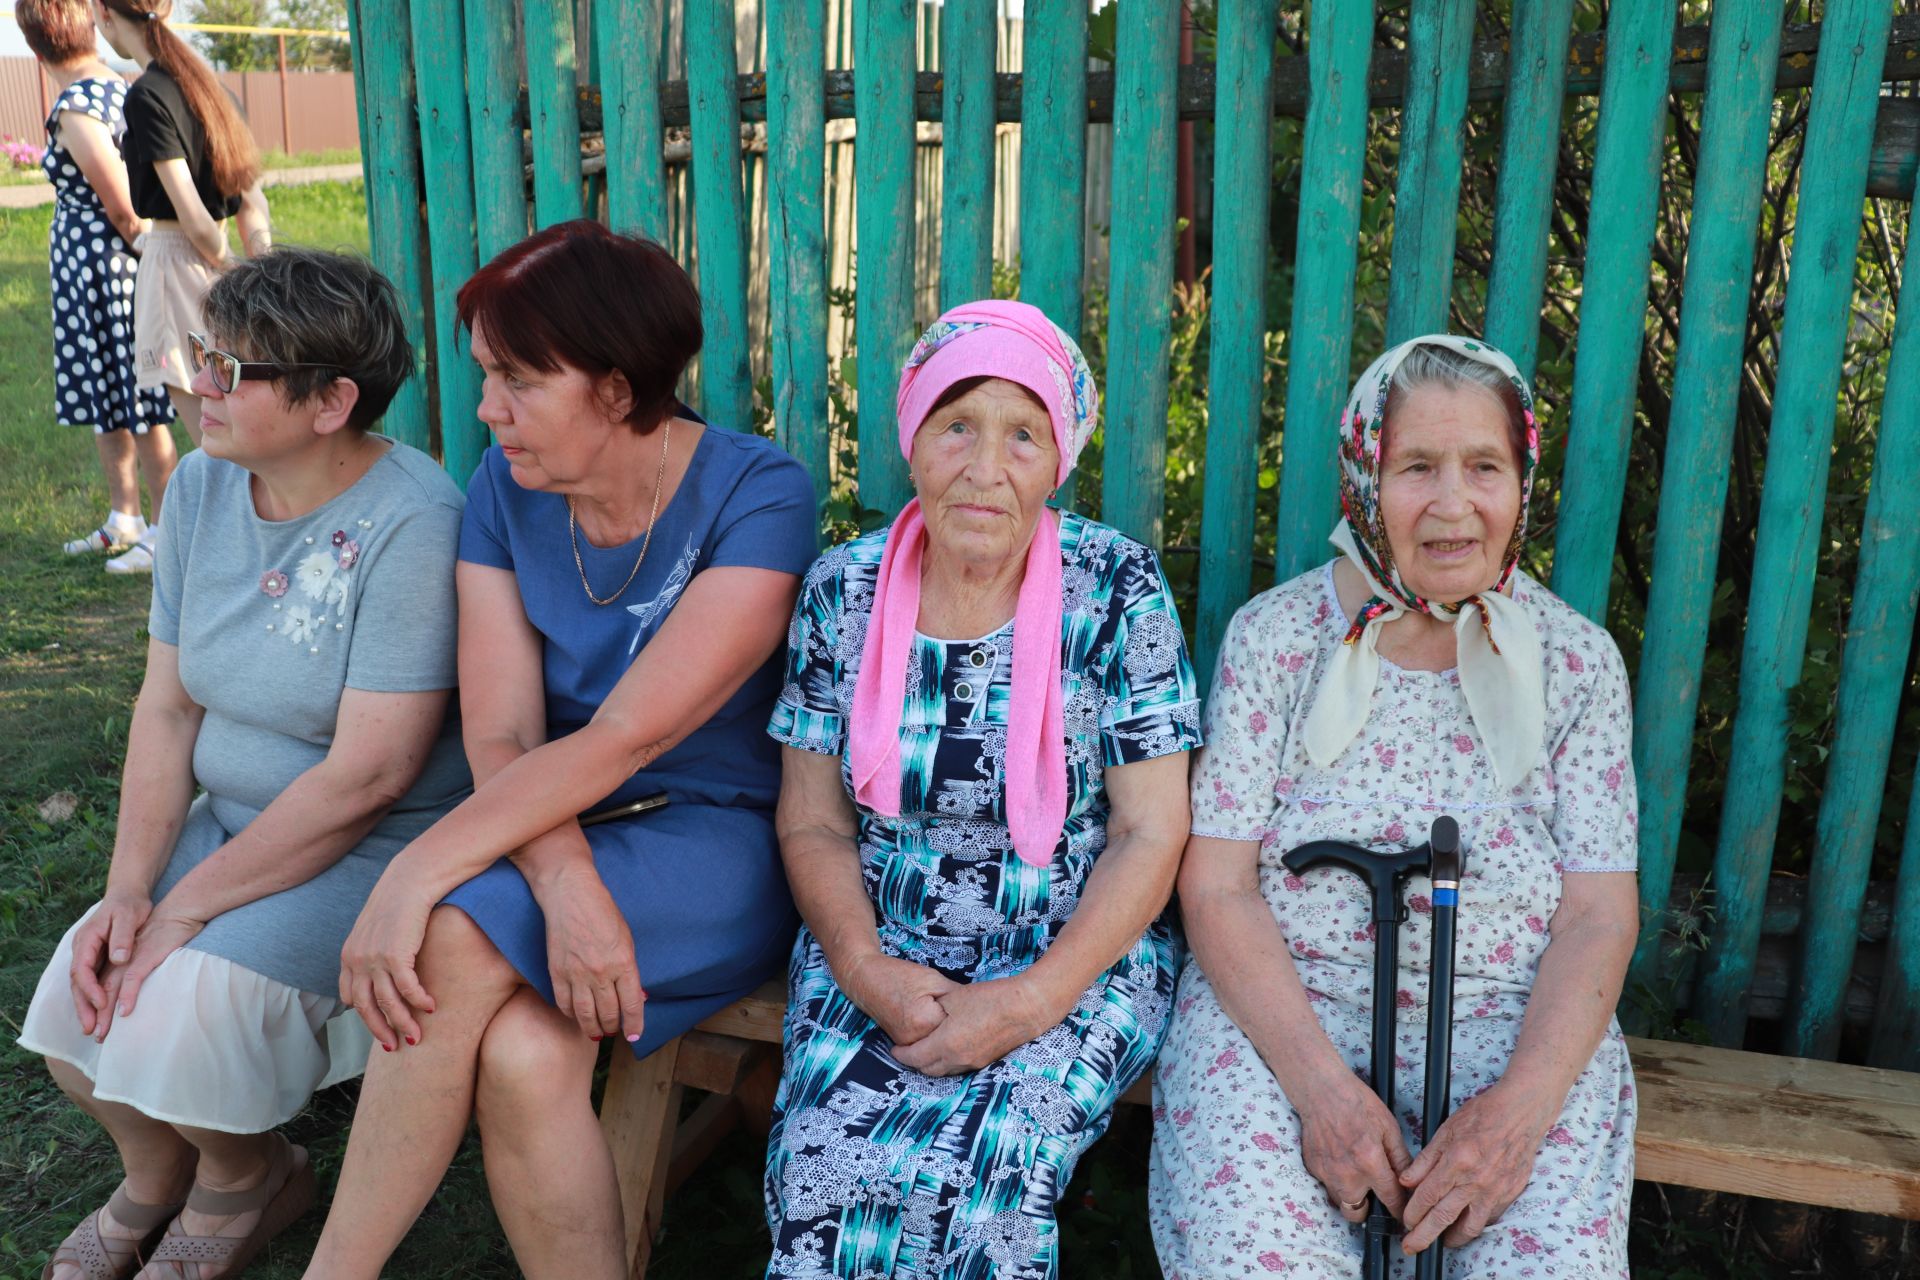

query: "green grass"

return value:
[261, 147, 362, 172]
[0, 182, 1891, 1280]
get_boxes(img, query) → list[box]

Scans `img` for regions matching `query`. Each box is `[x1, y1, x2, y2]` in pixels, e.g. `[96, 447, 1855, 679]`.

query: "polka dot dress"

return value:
[44, 78, 171, 436]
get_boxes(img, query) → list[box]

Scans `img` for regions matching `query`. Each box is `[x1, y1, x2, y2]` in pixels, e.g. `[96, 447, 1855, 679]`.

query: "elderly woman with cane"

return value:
[763, 300, 1202, 1278]
[1151, 336, 1640, 1277]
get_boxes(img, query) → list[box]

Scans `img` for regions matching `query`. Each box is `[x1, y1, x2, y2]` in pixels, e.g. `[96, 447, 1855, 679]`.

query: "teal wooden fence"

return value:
[347, 1, 1920, 1071]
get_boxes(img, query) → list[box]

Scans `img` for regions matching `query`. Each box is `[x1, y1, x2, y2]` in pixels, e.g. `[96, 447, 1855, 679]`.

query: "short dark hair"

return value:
[17, 0, 96, 65]
[456, 220, 702, 434]
[201, 247, 414, 431]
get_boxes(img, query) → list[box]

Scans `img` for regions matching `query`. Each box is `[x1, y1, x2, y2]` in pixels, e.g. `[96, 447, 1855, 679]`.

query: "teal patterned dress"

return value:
[764, 511, 1203, 1279]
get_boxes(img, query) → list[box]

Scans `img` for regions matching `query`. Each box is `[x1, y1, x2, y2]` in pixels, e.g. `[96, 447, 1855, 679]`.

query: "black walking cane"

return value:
[1282, 816, 1463, 1280]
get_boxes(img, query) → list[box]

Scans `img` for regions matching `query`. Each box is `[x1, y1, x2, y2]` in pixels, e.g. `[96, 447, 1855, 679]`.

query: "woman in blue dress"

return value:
[301, 221, 817, 1280]
[764, 300, 1202, 1278]
[17, 0, 176, 561]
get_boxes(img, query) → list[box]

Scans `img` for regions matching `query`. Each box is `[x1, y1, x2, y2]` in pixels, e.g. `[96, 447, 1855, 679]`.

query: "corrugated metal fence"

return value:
[0, 56, 358, 155]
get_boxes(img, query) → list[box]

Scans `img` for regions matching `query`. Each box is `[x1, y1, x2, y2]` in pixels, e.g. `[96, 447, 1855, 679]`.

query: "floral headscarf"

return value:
[1305, 334, 1547, 790]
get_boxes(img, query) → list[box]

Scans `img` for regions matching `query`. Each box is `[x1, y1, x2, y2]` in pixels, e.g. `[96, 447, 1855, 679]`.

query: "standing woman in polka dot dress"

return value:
[19, 0, 177, 568]
[90, 0, 273, 573]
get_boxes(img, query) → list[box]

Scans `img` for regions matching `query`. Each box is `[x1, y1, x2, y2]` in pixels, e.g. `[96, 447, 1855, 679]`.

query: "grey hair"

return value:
[201, 247, 414, 431]
[1382, 343, 1529, 469]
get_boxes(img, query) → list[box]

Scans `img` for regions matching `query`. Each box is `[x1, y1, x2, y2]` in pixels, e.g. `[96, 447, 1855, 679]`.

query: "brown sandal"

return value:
[41, 1185, 184, 1280]
[139, 1137, 315, 1280]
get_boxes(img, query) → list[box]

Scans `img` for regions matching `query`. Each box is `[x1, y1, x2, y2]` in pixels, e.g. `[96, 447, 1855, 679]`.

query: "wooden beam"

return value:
[549, 17, 1920, 130]
[1628, 1036, 1920, 1217]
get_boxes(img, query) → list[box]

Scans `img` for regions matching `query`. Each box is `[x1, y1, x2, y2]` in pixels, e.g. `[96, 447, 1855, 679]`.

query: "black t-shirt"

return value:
[123, 63, 244, 221]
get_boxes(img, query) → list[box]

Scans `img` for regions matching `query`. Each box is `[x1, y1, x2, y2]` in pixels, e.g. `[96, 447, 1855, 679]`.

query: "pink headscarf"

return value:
[847, 300, 1100, 867]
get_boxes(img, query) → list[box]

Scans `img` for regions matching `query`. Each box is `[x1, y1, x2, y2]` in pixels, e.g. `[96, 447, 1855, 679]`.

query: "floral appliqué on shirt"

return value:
[258, 519, 373, 654]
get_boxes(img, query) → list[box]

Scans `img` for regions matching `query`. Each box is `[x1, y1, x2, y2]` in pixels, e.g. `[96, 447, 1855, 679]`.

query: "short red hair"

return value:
[456, 220, 703, 434]
[17, 0, 96, 65]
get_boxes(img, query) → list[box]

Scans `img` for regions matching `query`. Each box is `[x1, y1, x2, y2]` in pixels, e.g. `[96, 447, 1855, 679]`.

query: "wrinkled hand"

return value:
[1399, 1081, 1553, 1254]
[68, 892, 151, 1036]
[1296, 1065, 1413, 1224]
[529, 847, 645, 1043]
[339, 866, 436, 1052]
[102, 906, 206, 1031]
[890, 977, 1052, 1078]
[836, 951, 960, 1049]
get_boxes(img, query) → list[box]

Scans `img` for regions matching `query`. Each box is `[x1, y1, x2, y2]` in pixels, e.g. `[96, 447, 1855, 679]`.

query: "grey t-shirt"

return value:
[151, 439, 471, 841]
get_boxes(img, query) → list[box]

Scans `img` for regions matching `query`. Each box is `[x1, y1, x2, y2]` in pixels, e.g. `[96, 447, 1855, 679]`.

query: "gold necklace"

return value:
[567, 418, 672, 606]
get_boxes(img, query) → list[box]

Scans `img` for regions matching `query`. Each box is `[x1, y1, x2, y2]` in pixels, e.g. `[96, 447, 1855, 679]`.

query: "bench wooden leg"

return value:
[599, 1036, 684, 1280]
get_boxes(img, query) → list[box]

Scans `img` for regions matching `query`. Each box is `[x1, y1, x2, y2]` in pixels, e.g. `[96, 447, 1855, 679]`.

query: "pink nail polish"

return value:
[625, 1033, 641, 1043]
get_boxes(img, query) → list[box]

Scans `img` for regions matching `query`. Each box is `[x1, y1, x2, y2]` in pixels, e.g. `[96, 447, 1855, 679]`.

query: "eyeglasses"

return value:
[188, 332, 337, 395]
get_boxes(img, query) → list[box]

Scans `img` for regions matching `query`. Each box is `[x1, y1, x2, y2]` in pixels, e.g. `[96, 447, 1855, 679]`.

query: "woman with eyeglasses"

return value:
[18, 247, 471, 1280]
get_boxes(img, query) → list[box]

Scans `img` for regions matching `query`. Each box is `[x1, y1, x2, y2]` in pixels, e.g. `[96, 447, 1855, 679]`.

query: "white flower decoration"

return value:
[295, 550, 338, 600]
[280, 603, 320, 644]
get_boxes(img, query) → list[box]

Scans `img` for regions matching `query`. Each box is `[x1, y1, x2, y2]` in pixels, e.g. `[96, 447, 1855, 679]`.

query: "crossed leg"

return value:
[302, 906, 625, 1280]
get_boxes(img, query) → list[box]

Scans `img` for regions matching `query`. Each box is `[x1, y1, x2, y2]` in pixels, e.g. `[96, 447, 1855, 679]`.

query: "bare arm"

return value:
[891, 751, 1196, 1077]
[68, 639, 204, 1031]
[1014, 751, 1189, 1015]
[234, 180, 270, 256]
[153, 686, 451, 926]
[1398, 871, 1638, 1253]
[152, 158, 226, 265]
[775, 746, 958, 1045]
[104, 683, 451, 1023]
[381, 565, 802, 900]
[54, 111, 144, 245]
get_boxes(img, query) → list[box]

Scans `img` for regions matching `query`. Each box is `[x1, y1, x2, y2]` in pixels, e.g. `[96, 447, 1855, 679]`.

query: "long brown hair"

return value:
[102, 0, 260, 198]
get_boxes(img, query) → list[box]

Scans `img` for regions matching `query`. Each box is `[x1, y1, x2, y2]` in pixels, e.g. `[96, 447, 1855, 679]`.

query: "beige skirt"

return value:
[134, 222, 221, 393]
[18, 903, 373, 1133]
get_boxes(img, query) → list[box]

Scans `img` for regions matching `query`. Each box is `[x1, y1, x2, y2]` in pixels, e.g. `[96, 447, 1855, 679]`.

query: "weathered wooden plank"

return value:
[1016, 0, 1085, 338]
[1101, 0, 1180, 548]
[686, 0, 751, 431]
[558, 18, 1920, 128]
[1787, 189, 1920, 1061]
[1867, 96, 1918, 201]
[854, 0, 916, 516]
[465, 0, 526, 261]
[1628, 1037, 1920, 1217]
[1384, 0, 1474, 343]
[526, 0, 585, 227]
[1271, 1, 1371, 583]
[766, 0, 829, 505]
[353, 0, 430, 451]
[1695, 0, 1895, 1050]
[346, 0, 373, 212]
[1017, 0, 1087, 511]
[594, 0, 667, 240]
[1870, 775, 1920, 1071]
[1482, 0, 1574, 382]
[1549, 0, 1679, 620]
[938, 0, 993, 309]
[1195, 0, 1278, 686]
[599, 1038, 681, 1279]
[693, 978, 785, 1039]
[1624, 0, 1785, 1015]
[409, 0, 485, 485]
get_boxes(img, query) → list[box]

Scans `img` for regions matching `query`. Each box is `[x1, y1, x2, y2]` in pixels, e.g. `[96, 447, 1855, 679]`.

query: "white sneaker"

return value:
[105, 532, 156, 575]
[64, 511, 146, 555]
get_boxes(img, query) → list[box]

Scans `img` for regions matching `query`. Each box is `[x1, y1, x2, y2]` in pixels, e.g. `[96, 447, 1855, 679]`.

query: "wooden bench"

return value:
[596, 980, 1920, 1280]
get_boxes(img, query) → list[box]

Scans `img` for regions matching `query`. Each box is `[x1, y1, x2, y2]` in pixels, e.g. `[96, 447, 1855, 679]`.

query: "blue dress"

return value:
[43, 77, 170, 435]
[763, 511, 1203, 1279]
[444, 423, 817, 1057]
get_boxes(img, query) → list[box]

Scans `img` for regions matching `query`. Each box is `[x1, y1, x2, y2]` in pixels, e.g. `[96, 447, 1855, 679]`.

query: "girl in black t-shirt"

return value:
[91, 0, 272, 571]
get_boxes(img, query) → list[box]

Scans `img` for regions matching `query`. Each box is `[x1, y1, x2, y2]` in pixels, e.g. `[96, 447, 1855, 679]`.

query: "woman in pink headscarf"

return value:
[763, 300, 1201, 1278]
